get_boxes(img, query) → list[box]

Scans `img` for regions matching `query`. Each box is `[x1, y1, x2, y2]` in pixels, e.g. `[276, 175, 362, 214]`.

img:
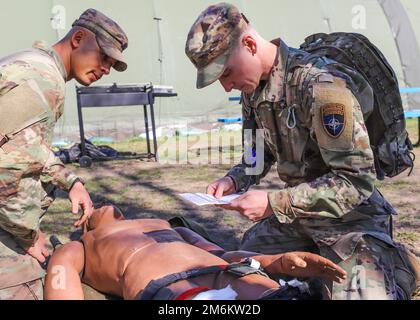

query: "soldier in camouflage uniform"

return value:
[185, 3, 417, 299]
[0, 8, 128, 300]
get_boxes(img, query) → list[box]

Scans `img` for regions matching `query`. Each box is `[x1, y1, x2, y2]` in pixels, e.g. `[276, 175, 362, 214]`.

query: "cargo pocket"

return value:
[369, 237, 417, 300]
[278, 105, 308, 164]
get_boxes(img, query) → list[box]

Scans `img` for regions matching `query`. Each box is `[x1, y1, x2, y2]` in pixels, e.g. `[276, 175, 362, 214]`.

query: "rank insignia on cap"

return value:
[322, 103, 346, 138]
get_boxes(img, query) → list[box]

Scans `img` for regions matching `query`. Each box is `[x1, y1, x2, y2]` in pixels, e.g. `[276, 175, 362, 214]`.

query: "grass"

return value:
[406, 118, 419, 141]
[397, 213, 415, 221]
[136, 169, 162, 179]
[395, 202, 415, 210]
[396, 231, 420, 243]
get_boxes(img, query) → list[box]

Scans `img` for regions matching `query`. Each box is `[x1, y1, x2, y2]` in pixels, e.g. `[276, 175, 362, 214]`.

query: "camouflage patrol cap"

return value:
[72, 8, 128, 72]
[185, 3, 249, 89]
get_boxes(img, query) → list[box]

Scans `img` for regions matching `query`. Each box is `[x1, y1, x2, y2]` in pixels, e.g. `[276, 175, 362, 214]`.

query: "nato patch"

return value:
[321, 103, 346, 138]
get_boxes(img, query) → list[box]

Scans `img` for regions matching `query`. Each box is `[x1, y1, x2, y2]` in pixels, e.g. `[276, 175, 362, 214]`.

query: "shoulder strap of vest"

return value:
[283, 48, 327, 108]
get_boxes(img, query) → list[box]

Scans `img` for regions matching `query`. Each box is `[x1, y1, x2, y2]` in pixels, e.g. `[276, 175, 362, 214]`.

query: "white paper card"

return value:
[179, 193, 241, 206]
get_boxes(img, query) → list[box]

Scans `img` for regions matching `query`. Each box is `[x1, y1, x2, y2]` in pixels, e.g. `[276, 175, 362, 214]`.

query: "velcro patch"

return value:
[313, 81, 354, 151]
[0, 80, 48, 136]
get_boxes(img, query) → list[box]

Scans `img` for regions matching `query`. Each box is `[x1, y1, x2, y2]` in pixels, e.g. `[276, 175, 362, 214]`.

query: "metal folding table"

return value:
[76, 83, 177, 167]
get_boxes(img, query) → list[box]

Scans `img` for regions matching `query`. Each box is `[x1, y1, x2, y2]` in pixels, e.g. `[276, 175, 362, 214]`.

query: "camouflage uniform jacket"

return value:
[0, 41, 81, 288]
[227, 39, 397, 258]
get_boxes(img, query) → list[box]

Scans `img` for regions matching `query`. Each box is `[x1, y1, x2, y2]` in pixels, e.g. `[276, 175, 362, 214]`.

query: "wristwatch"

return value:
[243, 257, 264, 272]
[70, 177, 85, 190]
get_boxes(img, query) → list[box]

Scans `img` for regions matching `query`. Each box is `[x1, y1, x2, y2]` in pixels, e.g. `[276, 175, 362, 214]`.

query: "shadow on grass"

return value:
[56, 162, 248, 251]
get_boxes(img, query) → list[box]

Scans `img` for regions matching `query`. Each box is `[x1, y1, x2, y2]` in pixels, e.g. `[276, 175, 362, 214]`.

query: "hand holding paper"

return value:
[179, 193, 242, 206]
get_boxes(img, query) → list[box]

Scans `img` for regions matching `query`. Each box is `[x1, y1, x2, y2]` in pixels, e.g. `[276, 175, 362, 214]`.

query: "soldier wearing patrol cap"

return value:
[0, 8, 128, 299]
[185, 3, 418, 299]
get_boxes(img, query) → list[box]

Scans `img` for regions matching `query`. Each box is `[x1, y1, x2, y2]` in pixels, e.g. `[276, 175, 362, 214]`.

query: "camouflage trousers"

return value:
[0, 225, 46, 300]
[0, 172, 56, 300]
[239, 215, 416, 300]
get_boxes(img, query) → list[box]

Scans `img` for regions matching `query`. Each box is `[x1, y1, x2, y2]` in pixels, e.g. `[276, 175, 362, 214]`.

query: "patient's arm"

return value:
[173, 227, 226, 257]
[255, 252, 347, 283]
[173, 228, 346, 284]
[44, 241, 85, 300]
[222, 251, 347, 284]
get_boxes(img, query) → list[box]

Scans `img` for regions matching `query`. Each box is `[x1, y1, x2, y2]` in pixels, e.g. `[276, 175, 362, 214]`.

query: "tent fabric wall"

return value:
[379, 0, 420, 109]
[0, 0, 419, 140]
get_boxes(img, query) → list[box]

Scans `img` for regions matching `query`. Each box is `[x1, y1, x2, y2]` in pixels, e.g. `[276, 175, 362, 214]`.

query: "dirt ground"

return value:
[42, 121, 420, 299]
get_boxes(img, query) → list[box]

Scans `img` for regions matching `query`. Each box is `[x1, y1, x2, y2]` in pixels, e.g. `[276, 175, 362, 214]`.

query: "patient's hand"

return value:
[253, 252, 347, 284]
[25, 232, 50, 263]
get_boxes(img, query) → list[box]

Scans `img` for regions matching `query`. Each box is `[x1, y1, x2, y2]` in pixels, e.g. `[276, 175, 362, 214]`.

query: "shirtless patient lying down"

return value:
[45, 205, 346, 300]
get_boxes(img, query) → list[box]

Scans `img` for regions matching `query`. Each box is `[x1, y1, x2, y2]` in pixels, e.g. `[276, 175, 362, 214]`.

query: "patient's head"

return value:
[85, 205, 125, 231]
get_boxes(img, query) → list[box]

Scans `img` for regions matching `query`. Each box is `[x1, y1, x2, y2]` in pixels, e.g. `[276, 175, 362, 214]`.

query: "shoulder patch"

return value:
[322, 103, 346, 138]
[312, 80, 354, 151]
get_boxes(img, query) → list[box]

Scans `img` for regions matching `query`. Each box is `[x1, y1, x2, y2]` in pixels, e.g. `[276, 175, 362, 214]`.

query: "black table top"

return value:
[76, 84, 177, 98]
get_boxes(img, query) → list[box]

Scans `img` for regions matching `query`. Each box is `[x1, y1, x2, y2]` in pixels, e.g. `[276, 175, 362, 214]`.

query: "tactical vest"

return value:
[285, 32, 414, 180]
